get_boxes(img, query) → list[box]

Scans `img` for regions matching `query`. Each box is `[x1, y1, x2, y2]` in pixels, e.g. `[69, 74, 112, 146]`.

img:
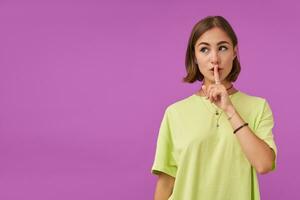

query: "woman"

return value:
[151, 16, 277, 200]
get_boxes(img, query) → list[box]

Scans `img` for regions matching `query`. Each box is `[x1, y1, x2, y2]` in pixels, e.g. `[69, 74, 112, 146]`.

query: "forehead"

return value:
[195, 27, 232, 46]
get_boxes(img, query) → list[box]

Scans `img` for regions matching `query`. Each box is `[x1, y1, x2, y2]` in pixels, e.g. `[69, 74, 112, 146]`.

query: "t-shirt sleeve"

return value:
[254, 99, 278, 171]
[151, 108, 177, 178]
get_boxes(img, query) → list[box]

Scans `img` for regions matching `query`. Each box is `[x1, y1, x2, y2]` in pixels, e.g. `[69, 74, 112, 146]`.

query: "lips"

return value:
[209, 68, 223, 71]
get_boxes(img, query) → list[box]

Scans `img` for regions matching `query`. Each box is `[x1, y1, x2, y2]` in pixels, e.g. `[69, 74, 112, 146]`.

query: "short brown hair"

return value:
[183, 16, 241, 83]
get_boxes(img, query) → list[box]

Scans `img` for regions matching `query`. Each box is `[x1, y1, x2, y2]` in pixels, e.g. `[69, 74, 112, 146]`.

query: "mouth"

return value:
[209, 68, 223, 72]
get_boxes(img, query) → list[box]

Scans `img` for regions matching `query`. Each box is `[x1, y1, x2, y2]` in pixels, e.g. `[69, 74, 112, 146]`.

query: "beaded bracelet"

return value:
[233, 123, 248, 134]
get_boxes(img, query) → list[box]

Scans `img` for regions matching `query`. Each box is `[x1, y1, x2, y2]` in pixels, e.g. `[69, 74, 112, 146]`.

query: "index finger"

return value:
[213, 65, 220, 84]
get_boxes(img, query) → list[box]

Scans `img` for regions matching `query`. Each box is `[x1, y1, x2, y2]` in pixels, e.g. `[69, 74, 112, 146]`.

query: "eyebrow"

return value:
[197, 41, 230, 47]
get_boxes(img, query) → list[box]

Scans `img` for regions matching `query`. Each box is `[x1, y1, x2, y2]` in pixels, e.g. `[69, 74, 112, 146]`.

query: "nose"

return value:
[210, 50, 219, 65]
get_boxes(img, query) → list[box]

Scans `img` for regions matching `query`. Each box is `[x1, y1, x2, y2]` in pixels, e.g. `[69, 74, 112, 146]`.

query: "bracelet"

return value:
[233, 123, 248, 134]
[227, 110, 236, 121]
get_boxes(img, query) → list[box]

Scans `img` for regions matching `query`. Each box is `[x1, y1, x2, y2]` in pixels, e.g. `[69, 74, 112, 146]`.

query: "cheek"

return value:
[222, 56, 234, 67]
[195, 58, 206, 68]
[197, 65, 207, 76]
[195, 55, 209, 66]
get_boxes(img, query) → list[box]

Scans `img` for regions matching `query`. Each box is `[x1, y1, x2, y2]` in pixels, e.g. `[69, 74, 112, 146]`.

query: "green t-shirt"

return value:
[151, 91, 277, 200]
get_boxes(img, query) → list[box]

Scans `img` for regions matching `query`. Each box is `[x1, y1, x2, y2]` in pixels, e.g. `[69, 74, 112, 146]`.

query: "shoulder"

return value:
[164, 94, 195, 115]
[237, 91, 270, 105]
[235, 91, 273, 115]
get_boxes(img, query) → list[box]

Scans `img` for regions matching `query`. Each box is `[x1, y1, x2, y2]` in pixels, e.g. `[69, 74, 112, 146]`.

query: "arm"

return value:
[153, 172, 175, 200]
[225, 105, 276, 174]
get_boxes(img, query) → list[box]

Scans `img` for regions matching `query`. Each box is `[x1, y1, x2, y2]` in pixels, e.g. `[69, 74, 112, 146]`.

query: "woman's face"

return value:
[194, 27, 237, 84]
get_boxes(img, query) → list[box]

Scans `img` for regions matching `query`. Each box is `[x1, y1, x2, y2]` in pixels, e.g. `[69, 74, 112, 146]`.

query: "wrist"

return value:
[224, 105, 236, 116]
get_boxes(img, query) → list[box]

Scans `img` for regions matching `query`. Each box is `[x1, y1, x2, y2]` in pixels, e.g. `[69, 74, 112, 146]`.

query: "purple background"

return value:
[0, 0, 298, 199]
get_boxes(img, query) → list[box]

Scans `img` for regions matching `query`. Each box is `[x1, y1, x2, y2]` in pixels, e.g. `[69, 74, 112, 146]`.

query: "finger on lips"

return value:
[213, 65, 220, 84]
[201, 65, 222, 103]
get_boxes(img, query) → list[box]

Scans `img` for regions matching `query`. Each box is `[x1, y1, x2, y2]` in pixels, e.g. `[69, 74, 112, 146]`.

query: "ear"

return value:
[233, 46, 238, 59]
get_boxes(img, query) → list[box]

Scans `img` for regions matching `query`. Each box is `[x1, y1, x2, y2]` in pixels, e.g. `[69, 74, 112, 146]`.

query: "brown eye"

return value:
[200, 47, 208, 53]
[219, 46, 228, 51]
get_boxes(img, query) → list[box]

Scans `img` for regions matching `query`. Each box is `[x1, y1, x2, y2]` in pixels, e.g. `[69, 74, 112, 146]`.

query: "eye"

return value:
[200, 47, 208, 53]
[219, 46, 228, 51]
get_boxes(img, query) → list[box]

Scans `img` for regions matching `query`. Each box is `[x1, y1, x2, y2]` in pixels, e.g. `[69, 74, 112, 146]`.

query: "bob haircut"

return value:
[183, 16, 241, 83]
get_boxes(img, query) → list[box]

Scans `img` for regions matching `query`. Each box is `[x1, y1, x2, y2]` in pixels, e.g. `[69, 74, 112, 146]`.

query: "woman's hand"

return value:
[202, 65, 234, 111]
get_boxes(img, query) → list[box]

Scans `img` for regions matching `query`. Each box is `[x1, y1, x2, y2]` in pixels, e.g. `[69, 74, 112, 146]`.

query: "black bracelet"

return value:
[233, 123, 248, 134]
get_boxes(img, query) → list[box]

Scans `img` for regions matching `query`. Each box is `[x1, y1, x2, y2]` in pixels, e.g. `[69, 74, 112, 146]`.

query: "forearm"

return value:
[154, 182, 173, 200]
[225, 105, 276, 174]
